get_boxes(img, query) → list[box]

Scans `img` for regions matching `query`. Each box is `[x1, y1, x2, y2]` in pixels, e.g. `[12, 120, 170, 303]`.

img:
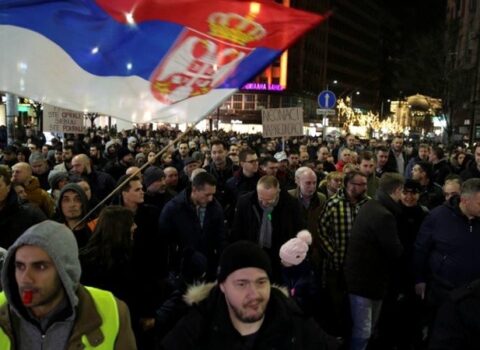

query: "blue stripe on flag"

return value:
[1, 0, 282, 89]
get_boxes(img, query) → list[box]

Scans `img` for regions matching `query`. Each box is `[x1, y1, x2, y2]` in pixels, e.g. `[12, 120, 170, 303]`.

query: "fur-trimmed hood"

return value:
[161, 280, 333, 350]
[183, 282, 289, 306]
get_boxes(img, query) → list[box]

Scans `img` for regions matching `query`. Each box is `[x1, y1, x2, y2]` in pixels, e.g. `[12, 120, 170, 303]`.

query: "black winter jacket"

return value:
[0, 189, 46, 248]
[160, 283, 333, 350]
[344, 190, 403, 299]
[159, 188, 227, 279]
[230, 190, 305, 281]
[414, 196, 480, 291]
[429, 279, 480, 350]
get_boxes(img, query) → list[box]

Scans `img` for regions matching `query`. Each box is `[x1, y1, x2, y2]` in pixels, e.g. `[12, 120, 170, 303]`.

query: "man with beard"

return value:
[385, 136, 407, 176]
[172, 142, 190, 172]
[161, 241, 331, 350]
[53, 145, 74, 172]
[411, 161, 444, 209]
[89, 144, 107, 171]
[0, 220, 137, 349]
[70, 154, 116, 202]
[405, 143, 430, 180]
[56, 183, 92, 249]
[318, 170, 370, 337]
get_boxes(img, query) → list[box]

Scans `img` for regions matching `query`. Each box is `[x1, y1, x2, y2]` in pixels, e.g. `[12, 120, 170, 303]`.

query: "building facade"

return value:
[212, 0, 400, 128]
[445, 0, 480, 140]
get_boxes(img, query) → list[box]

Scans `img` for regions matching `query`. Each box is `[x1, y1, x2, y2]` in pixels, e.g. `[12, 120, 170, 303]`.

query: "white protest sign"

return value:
[43, 105, 86, 134]
[261, 107, 304, 138]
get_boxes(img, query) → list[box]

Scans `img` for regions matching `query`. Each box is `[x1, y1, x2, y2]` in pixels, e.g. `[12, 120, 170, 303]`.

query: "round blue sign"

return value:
[317, 90, 337, 109]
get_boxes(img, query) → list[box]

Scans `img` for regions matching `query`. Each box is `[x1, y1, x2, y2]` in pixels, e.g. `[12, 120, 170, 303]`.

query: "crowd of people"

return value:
[0, 124, 480, 349]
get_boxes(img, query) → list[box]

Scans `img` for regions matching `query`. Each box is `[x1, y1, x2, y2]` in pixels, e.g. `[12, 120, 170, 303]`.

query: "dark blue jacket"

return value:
[414, 196, 480, 290]
[225, 170, 260, 203]
[159, 188, 226, 279]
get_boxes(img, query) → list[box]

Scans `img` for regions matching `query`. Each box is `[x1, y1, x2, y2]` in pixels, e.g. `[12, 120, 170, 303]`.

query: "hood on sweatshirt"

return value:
[56, 183, 89, 223]
[1, 220, 81, 318]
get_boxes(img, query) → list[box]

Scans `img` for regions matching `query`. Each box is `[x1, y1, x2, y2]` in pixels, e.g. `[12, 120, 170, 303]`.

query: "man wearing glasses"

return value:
[226, 148, 261, 204]
[318, 170, 370, 338]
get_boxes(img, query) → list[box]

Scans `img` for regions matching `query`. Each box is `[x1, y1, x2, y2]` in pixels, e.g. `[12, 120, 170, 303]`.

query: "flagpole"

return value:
[73, 120, 200, 230]
[5, 93, 18, 145]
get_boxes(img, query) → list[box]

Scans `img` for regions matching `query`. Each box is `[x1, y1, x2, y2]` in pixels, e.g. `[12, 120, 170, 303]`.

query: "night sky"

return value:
[384, 0, 447, 35]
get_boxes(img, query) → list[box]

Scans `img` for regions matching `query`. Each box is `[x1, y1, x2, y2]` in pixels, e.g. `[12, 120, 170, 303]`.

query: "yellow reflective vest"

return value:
[0, 286, 119, 349]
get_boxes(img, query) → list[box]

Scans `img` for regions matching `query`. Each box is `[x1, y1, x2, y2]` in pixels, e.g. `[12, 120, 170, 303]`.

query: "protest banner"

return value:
[261, 107, 304, 138]
[43, 105, 85, 134]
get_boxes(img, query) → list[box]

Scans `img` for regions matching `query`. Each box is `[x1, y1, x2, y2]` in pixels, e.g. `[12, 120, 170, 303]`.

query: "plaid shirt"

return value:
[318, 188, 370, 271]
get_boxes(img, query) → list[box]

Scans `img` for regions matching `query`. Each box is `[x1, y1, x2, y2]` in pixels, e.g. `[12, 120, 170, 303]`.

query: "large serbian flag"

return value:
[0, 0, 325, 124]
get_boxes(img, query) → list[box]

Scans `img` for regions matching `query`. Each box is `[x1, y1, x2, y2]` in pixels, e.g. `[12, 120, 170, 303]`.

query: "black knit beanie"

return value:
[217, 241, 272, 282]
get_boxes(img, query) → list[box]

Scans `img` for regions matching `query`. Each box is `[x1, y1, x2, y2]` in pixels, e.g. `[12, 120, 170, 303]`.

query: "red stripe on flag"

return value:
[95, 0, 326, 50]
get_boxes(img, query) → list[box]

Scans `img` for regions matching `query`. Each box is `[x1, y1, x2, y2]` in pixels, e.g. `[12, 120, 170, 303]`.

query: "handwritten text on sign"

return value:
[43, 105, 85, 134]
[261, 107, 304, 138]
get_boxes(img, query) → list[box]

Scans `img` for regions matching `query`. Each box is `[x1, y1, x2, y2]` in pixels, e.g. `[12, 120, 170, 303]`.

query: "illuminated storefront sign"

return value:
[242, 83, 285, 91]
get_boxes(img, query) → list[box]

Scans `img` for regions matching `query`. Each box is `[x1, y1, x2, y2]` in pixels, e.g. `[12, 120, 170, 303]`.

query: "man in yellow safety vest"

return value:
[0, 220, 136, 349]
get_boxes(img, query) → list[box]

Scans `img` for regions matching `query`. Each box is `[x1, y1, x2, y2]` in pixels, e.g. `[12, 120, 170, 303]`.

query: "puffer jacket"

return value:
[160, 283, 333, 350]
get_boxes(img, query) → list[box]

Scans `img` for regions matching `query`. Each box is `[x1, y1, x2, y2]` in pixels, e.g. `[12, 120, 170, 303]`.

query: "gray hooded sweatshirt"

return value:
[1, 220, 81, 350]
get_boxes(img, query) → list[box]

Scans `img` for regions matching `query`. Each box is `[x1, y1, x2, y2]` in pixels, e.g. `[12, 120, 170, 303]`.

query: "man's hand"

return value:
[415, 282, 426, 300]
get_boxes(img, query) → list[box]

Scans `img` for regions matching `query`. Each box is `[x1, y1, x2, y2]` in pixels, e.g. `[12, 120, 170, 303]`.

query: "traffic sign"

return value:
[317, 90, 337, 109]
[316, 108, 336, 115]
